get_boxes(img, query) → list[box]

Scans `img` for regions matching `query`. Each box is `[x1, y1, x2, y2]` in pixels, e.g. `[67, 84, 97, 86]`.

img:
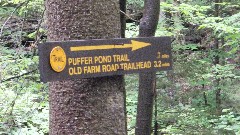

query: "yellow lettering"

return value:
[145, 61, 151, 68]
[102, 64, 119, 72]
[162, 62, 170, 67]
[68, 58, 73, 66]
[69, 67, 82, 75]
[68, 57, 93, 66]
[162, 54, 169, 59]
[83, 65, 101, 74]
[69, 67, 73, 75]
[157, 52, 161, 59]
[113, 54, 130, 62]
[94, 55, 112, 64]
[154, 61, 161, 68]
[120, 61, 151, 70]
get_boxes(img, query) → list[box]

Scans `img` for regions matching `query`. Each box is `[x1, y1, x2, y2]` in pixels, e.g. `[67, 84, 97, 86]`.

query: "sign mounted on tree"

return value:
[39, 37, 172, 82]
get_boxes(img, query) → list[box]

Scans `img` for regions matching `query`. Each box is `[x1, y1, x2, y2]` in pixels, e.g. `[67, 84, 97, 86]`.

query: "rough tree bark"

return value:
[46, 0, 126, 134]
[135, 0, 160, 135]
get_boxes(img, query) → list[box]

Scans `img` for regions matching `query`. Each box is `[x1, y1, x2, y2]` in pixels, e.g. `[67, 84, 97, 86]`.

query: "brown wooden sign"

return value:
[39, 37, 172, 82]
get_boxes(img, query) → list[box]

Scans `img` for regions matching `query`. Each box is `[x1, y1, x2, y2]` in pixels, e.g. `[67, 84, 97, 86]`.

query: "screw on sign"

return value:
[39, 37, 172, 82]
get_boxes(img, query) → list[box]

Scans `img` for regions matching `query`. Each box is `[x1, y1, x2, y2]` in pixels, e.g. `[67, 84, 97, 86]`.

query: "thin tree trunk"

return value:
[139, 0, 160, 37]
[120, 0, 126, 38]
[214, 0, 221, 112]
[203, 91, 208, 106]
[119, 0, 128, 133]
[135, 0, 160, 134]
[46, 0, 126, 134]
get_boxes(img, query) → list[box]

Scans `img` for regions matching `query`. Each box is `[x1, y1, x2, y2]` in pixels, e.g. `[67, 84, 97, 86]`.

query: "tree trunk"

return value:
[214, 0, 221, 113]
[46, 0, 126, 134]
[119, 0, 128, 132]
[139, 0, 160, 37]
[120, 0, 126, 38]
[135, 0, 160, 134]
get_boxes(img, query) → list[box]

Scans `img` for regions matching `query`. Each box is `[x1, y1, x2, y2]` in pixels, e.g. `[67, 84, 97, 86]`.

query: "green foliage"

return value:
[161, 2, 210, 24]
[19, 0, 44, 17]
[126, 0, 144, 11]
[158, 107, 214, 134]
[173, 43, 199, 51]
[125, 23, 139, 38]
[153, 1, 240, 134]
[210, 109, 240, 134]
[0, 0, 44, 17]
[0, 0, 45, 48]
[27, 28, 46, 39]
[0, 46, 48, 134]
[125, 75, 138, 134]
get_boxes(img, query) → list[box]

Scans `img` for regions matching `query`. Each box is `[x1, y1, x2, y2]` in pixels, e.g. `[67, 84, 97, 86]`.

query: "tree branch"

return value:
[0, 69, 37, 83]
[32, 8, 46, 57]
[120, 10, 140, 23]
[0, 1, 29, 37]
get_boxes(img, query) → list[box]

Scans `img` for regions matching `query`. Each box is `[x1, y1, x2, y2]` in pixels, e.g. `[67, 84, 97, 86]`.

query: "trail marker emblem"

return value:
[50, 46, 66, 72]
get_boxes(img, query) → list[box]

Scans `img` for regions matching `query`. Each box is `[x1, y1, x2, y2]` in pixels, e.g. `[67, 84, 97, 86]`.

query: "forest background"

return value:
[0, 0, 240, 134]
